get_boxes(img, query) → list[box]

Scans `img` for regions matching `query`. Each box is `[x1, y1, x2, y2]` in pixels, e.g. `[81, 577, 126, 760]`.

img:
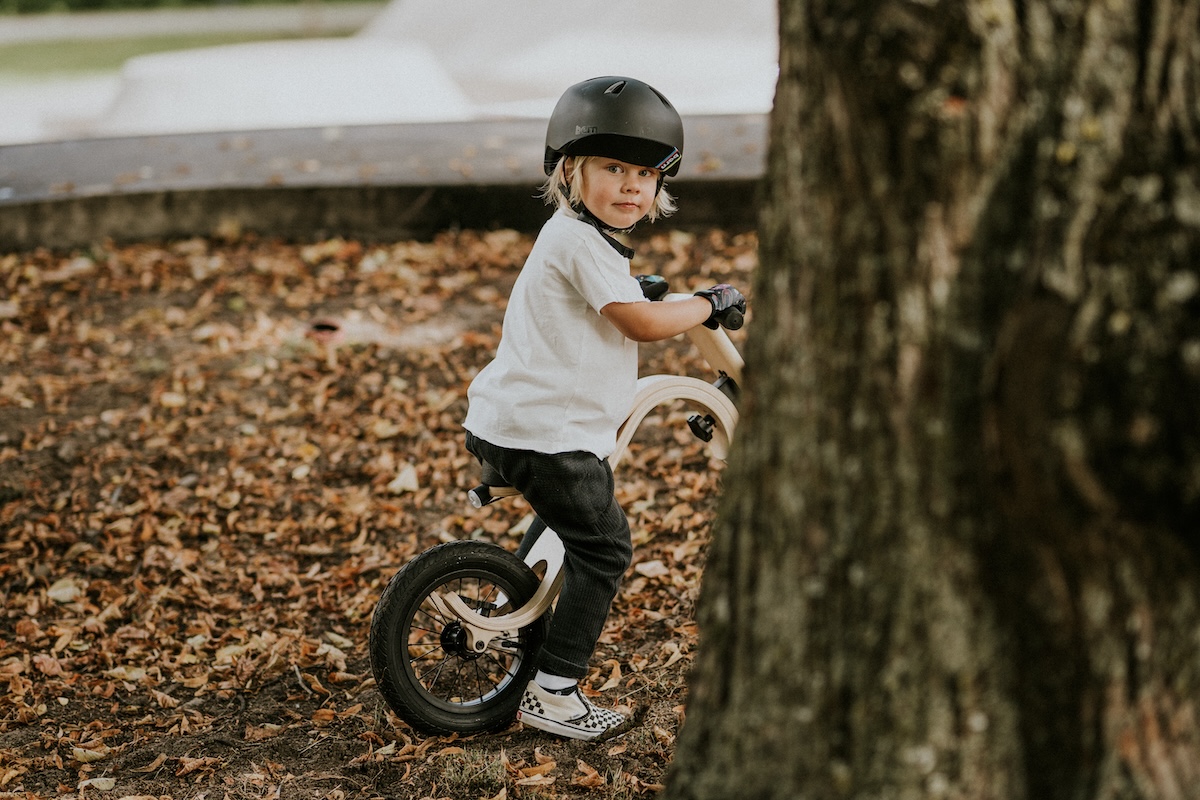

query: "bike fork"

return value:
[430, 524, 565, 653]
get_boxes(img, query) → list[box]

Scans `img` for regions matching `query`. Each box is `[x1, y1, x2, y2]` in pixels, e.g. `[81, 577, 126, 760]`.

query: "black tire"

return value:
[369, 540, 549, 735]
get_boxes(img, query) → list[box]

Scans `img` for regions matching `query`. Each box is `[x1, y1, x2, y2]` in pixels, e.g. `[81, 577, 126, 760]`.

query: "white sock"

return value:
[535, 670, 576, 692]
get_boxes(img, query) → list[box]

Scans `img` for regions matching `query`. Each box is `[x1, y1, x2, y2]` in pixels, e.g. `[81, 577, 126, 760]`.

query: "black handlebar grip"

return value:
[719, 308, 744, 330]
[636, 274, 670, 301]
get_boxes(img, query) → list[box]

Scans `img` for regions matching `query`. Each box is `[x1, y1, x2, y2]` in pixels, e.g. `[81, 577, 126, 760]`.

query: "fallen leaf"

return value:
[72, 745, 111, 763]
[245, 724, 284, 741]
[80, 777, 116, 791]
[572, 759, 606, 787]
[519, 761, 556, 778]
[634, 560, 670, 579]
[599, 659, 622, 691]
[387, 464, 420, 494]
[132, 753, 169, 773]
[47, 578, 83, 604]
[176, 756, 222, 776]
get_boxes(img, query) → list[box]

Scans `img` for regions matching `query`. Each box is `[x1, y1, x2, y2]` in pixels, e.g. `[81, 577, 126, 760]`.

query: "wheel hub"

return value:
[440, 621, 481, 659]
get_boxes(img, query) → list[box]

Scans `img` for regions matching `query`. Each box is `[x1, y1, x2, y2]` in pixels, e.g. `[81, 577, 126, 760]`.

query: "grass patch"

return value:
[0, 29, 354, 75]
[435, 751, 507, 799]
[0, 0, 370, 16]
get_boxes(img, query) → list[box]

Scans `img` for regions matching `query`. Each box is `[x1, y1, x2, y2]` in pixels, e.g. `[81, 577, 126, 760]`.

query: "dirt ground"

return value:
[0, 225, 755, 799]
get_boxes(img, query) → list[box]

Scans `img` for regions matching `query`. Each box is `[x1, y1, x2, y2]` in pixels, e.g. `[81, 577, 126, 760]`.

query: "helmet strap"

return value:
[575, 204, 636, 259]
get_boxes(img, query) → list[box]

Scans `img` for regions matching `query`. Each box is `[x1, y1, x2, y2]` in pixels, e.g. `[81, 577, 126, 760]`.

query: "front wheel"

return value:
[369, 540, 548, 735]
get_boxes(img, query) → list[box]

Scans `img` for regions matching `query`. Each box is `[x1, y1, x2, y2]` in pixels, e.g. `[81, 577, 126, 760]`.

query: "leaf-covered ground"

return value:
[0, 225, 755, 800]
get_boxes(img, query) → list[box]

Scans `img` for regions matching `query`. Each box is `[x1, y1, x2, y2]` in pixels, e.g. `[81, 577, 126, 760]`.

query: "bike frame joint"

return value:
[688, 413, 716, 442]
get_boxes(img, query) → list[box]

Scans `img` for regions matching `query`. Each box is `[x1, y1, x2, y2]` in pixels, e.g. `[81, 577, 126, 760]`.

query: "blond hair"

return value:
[540, 156, 677, 223]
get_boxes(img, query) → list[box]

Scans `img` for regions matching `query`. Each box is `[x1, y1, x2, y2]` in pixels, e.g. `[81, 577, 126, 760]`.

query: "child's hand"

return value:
[635, 274, 670, 301]
[694, 284, 747, 330]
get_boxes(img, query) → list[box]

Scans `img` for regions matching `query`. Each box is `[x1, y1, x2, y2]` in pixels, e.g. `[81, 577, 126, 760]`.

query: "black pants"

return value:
[465, 432, 633, 679]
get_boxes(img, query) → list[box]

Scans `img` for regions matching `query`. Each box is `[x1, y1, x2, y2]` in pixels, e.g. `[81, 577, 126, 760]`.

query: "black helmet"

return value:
[543, 76, 684, 177]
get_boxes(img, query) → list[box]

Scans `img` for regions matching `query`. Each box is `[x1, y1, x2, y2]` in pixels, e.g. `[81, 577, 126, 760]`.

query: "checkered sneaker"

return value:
[517, 681, 626, 741]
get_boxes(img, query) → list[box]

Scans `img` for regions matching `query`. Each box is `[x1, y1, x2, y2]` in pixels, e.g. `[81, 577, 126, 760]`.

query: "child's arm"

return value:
[600, 297, 714, 343]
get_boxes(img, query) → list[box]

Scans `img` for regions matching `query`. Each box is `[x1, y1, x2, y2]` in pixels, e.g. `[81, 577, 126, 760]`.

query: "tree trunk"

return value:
[666, 1, 1200, 797]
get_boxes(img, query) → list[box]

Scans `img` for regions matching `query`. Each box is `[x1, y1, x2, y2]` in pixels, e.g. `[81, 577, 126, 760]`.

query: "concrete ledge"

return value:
[0, 115, 764, 249]
[0, 180, 760, 250]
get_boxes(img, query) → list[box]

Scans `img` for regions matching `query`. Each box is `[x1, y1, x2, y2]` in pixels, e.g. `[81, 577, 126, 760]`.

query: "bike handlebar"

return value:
[662, 293, 745, 384]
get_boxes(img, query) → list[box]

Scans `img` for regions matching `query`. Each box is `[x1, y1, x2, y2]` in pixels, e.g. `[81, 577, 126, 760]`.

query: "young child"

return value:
[463, 76, 746, 741]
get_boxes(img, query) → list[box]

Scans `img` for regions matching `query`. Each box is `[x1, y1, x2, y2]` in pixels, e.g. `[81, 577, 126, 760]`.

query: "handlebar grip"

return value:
[719, 308, 744, 330]
[467, 484, 521, 508]
[468, 485, 495, 508]
[636, 274, 670, 301]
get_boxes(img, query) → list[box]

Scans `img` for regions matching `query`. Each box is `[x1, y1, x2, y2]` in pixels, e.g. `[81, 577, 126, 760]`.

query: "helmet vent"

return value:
[604, 81, 628, 95]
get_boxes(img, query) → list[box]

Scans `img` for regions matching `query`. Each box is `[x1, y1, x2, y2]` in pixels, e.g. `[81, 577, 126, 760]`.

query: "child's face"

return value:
[575, 157, 660, 229]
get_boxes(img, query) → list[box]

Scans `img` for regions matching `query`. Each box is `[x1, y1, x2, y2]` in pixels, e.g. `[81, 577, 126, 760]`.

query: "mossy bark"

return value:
[665, 1, 1200, 797]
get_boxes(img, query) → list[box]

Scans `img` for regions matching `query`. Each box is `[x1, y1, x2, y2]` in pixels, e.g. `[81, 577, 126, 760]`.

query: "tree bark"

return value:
[665, 0, 1200, 797]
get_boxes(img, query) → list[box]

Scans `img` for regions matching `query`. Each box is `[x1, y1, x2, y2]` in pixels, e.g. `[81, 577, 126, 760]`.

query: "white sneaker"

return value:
[516, 681, 626, 741]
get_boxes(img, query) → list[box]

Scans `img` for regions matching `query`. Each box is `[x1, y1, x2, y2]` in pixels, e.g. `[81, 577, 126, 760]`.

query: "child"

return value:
[463, 76, 746, 741]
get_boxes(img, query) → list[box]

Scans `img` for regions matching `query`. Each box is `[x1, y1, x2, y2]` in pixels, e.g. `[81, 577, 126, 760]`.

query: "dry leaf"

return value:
[634, 559, 670, 579]
[653, 725, 676, 746]
[72, 745, 111, 763]
[46, 578, 82, 604]
[80, 777, 116, 791]
[132, 753, 169, 773]
[519, 761, 556, 778]
[387, 464, 420, 494]
[32, 654, 64, 676]
[245, 724, 283, 742]
[599, 659, 622, 691]
[176, 756, 222, 776]
[572, 759, 606, 788]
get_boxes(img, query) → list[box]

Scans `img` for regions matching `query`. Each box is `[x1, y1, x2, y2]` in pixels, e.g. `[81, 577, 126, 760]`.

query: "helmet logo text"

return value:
[575, 125, 599, 136]
[656, 148, 682, 173]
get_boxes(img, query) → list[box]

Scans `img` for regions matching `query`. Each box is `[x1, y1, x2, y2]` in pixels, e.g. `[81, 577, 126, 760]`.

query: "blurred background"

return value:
[0, 0, 776, 247]
[0, 0, 777, 145]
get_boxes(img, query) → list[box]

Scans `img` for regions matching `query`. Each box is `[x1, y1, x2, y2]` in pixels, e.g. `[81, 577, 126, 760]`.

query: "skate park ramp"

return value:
[79, 0, 776, 138]
[0, 0, 776, 248]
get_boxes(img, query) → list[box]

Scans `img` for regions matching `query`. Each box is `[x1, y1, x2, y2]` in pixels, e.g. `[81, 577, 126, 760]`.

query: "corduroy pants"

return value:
[465, 431, 633, 679]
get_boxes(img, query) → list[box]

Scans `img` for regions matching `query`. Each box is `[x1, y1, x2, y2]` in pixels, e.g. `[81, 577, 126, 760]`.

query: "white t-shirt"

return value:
[464, 208, 648, 458]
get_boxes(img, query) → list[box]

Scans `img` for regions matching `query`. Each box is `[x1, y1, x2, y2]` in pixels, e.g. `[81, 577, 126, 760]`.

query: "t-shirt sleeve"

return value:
[562, 235, 649, 313]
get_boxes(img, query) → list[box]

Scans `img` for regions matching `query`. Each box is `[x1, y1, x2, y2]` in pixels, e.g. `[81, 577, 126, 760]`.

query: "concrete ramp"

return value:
[88, 39, 474, 137]
[0, 0, 774, 247]
[360, 0, 777, 114]
[70, 0, 775, 138]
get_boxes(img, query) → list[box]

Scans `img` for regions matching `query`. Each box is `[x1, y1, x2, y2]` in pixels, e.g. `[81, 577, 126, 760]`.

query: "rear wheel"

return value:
[369, 540, 548, 735]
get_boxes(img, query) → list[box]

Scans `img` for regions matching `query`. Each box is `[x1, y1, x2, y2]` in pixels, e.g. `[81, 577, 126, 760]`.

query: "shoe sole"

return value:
[518, 710, 609, 743]
[517, 708, 613, 741]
